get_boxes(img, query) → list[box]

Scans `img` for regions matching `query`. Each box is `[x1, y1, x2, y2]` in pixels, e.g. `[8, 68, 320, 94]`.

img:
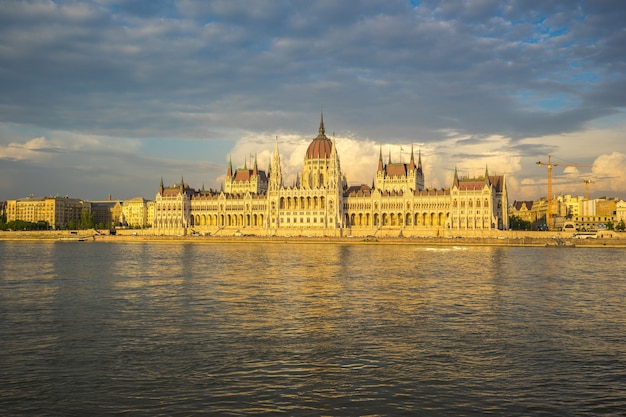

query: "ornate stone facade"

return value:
[153, 115, 509, 236]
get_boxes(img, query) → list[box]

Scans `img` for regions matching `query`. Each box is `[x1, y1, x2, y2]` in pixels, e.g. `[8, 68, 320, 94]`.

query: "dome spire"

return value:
[306, 112, 332, 159]
[319, 109, 325, 136]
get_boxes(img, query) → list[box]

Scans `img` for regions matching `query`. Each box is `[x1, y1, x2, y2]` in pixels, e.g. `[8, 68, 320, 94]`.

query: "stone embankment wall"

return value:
[2, 229, 625, 247]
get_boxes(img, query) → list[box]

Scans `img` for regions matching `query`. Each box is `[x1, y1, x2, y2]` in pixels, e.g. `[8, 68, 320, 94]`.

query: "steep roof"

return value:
[345, 184, 372, 197]
[513, 200, 533, 210]
[385, 163, 407, 177]
[489, 175, 505, 193]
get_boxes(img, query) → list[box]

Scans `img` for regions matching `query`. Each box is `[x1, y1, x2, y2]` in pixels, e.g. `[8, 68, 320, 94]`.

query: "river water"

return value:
[1, 241, 625, 416]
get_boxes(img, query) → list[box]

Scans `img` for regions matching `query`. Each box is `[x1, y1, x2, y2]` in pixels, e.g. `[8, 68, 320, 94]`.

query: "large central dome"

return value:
[305, 114, 333, 159]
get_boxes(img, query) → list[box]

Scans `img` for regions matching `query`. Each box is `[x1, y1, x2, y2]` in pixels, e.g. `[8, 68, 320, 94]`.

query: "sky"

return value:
[1, 0, 625, 203]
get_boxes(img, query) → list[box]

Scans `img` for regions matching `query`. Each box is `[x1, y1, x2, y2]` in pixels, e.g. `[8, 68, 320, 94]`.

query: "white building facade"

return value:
[153, 115, 508, 237]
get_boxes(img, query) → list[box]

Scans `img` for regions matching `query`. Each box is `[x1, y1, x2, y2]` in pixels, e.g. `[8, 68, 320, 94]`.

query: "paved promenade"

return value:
[2, 230, 625, 248]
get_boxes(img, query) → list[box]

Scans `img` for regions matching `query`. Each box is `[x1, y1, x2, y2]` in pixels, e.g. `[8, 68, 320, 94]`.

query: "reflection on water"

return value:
[1, 241, 625, 416]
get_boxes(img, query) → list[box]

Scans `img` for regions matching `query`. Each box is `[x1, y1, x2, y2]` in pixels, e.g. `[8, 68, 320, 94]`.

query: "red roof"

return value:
[234, 169, 251, 181]
[385, 163, 407, 177]
[306, 136, 333, 159]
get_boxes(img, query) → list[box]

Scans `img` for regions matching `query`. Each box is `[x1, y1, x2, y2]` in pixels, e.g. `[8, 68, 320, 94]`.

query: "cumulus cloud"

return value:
[593, 152, 626, 196]
[0, 1, 624, 201]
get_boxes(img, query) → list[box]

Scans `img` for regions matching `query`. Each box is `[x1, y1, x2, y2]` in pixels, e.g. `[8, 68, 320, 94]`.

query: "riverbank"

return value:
[2, 230, 625, 248]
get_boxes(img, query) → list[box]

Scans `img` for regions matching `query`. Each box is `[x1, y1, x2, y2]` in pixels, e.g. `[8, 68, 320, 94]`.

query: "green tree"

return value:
[617, 219, 625, 232]
[0, 213, 7, 230]
[605, 220, 615, 230]
[79, 209, 95, 230]
[5, 220, 40, 230]
[509, 215, 531, 230]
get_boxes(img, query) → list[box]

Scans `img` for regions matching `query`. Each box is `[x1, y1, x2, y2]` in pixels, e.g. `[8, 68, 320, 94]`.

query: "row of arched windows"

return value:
[190, 213, 265, 227]
[280, 196, 326, 210]
[345, 212, 448, 227]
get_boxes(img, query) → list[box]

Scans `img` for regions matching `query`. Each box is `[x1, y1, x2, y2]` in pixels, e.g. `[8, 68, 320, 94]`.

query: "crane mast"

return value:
[582, 179, 595, 200]
[536, 155, 594, 230]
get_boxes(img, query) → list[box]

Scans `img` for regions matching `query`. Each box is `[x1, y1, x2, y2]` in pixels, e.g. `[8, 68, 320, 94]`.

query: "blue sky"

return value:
[1, 0, 625, 202]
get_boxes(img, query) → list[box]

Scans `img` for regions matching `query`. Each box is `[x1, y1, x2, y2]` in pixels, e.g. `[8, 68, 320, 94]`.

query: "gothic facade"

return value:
[153, 115, 508, 236]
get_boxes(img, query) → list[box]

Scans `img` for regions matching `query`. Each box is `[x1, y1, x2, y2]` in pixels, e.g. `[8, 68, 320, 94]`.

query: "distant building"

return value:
[90, 200, 123, 229]
[511, 201, 534, 223]
[147, 200, 155, 228]
[6, 196, 88, 229]
[616, 200, 626, 224]
[152, 114, 508, 236]
[122, 197, 151, 228]
[512, 194, 623, 231]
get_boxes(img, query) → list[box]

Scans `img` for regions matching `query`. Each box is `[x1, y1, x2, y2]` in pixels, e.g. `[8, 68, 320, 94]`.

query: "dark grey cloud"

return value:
[0, 0, 624, 200]
[1, 0, 622, 140]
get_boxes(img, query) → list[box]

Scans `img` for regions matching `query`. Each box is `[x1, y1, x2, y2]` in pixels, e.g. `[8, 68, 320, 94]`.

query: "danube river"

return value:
[1, 241, 625, 416]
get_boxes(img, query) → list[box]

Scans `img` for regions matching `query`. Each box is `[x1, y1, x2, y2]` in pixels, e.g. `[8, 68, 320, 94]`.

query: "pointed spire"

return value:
[253, 153, 258, 175]
[409, 144, 416, 170]
[378, 146, 384, 172]
[453, 166, 460, 187]
[388, 149, 392, 164]
[270, 135, 283, 190]
[484, 165, 491, 185]
[159, 177, 164, 195]
[227, 154, 233, 177]
[318, 110, 325, 136]
[418, 148, 423, 172]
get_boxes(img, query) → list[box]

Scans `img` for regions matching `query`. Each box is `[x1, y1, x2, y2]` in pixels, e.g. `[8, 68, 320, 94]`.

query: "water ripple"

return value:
[1, 242, 625, 416]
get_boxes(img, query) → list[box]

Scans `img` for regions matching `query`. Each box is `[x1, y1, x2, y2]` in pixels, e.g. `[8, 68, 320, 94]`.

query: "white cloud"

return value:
[1, 1, 624, 203]
[592, 152, 626, 196]
[0, 137, 62, 161]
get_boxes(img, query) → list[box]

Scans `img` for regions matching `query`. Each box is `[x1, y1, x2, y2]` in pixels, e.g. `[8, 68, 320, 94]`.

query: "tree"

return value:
[605, 220, 615, 231]
[4, 220, 41, 231]
[617, 219, 626, 232]
[509, 215, 531, 231]
[79, 209, 95, 230]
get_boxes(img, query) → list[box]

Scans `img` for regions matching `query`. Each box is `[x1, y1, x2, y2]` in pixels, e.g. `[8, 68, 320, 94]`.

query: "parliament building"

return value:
[153, 115, 508, 237]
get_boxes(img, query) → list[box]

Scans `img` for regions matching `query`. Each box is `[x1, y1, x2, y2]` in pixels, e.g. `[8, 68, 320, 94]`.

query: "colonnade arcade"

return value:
[191, 213, 265, 228]
[346, 211, 448, 227]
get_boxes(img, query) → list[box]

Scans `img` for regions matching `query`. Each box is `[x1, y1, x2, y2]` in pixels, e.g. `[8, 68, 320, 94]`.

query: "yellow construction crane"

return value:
[582, 179, 595, 200]
[536, 155, 594, 230]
